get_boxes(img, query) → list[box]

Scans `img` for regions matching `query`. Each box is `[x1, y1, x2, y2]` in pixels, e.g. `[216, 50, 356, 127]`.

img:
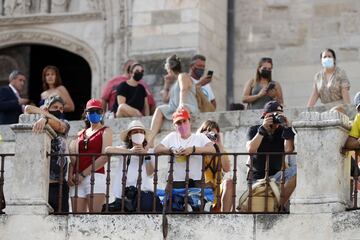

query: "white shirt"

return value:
[192, 77, 215, 101]
[160, 132, 211, 181]
[8, 84, 20, 99]
[113, 150, 155, 198]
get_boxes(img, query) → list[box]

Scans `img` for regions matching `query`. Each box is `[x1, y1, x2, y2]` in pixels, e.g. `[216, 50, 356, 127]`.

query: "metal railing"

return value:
[48, 152, 297, 215]
[343, 149, 360, 210]
[0, 153, 14, 214]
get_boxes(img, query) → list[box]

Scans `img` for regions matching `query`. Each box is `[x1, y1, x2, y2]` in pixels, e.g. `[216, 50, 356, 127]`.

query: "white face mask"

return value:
[131, 133, 145, 145]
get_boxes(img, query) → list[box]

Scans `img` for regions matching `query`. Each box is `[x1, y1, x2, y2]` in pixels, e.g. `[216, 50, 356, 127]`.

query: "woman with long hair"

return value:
[40, 65, 75, 112]
[242, 57, 283, 109]
[105, 120, 162, 212]
[197, 120, 233, 212]
[149, 54, 198, 146]
[68, 98, 113, 212]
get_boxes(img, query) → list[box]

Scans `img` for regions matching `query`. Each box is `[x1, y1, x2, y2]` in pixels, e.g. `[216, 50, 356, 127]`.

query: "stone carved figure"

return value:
[4, 0, 31, 16]
[51, 0, 70, 13]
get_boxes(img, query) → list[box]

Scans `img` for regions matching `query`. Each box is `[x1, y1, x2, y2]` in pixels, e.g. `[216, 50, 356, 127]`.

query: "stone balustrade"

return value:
[0, 107, 359, 239]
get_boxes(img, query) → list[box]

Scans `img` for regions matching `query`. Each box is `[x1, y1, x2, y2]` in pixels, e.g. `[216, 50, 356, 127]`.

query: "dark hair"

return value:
[123, 59, 137, 74]
[9, 70, 25, 82]
[198, 120, 220, 133]
[166, 54, 182, 73]
[42, 65, 62, 90]
[124, 130, 148, 149]
[253, 57, 273, 87]
[320, 48, 336, 63]
[129, 63, 143, 73]
[191, 54, 206, 64]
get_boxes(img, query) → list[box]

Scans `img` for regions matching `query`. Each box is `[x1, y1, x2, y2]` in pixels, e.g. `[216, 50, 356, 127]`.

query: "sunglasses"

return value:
[86, 109, 102, 114]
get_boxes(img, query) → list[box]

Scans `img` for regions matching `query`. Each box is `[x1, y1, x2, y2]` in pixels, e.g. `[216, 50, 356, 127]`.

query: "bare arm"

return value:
[25, 105, 68, 134]
[275, 82, 284, 105]
[242, 79, 266, 104]
[216, 141, 230, 172]
[307, 84, 319, 107]
[57, 86, 75, 112]
[154, 143, 173, 154]
[144, 97, 150, 116]
[342, 87, 351, 105]
[178, 73, 192, 108]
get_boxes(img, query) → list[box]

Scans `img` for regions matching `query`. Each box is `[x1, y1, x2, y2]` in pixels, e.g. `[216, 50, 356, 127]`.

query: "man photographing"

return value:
[246, 101, 296, 205]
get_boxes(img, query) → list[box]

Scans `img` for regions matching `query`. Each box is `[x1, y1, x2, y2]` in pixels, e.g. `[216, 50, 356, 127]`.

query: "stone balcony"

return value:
[0, 106, 360, 239]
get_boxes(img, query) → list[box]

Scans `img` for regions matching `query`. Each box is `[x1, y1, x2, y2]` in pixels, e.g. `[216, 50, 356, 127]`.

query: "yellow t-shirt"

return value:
[349, 113, 360, 138]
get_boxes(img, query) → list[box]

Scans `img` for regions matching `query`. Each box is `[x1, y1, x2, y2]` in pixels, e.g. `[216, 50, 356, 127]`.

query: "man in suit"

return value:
[0, 70, 29, 124]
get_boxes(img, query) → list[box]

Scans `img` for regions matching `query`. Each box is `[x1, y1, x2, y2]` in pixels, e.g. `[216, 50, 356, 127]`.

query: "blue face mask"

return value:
[193, 68, 204, 79]
[87, 112, 103, 124]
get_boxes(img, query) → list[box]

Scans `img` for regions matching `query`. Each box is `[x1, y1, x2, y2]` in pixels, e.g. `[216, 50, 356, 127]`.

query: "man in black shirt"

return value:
[246, 101, 296, 203]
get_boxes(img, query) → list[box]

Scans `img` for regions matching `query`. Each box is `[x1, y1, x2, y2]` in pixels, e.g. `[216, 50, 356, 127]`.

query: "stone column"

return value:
[7, 114, 56, 215]
[292, 111, 351, 213]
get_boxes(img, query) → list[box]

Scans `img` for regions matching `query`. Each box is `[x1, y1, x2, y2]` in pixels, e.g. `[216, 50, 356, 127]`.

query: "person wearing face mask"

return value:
[307, 48, 351, 108]
[150, 54, 199, 147]
[189, 54, 217, 109]
[154, 108, 215, 211]
[113, 63, 150, 118]
[104, 120, 162, 212]
[68, 98, 113, 213]
[155, 108, 215, 187]
[242, 57, 284, 109]
[25, 95, 70, 213]
[197, 120, 233, 212]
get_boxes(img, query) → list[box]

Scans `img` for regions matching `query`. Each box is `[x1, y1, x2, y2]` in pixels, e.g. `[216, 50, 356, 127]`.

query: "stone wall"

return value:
[1, 107, 360, 239]
[234, 0, 360, 107]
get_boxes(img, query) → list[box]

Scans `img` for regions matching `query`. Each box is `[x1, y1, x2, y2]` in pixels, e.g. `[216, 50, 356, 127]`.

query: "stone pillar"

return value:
[7, 114, 56, 215]
[292, 111, 351, 213]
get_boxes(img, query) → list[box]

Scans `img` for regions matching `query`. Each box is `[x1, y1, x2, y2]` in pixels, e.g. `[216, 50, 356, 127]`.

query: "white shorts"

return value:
[70, 173, 107, 198]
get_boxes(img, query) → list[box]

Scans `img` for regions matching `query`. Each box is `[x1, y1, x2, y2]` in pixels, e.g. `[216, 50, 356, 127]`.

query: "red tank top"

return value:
[76, 126, 107, 174]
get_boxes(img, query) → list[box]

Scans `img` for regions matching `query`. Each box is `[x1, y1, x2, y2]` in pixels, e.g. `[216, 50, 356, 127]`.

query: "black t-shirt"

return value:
[112, 81, 147, 112]
[247, 124, 285, 180]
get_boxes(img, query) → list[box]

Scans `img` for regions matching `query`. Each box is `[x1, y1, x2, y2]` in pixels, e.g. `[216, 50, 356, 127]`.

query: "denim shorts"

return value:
[272, 155, 297, 183]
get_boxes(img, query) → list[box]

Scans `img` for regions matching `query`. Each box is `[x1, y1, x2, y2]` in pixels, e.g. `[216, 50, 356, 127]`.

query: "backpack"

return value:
[194, 85, 215, 112]
[237, 178, 280, 212]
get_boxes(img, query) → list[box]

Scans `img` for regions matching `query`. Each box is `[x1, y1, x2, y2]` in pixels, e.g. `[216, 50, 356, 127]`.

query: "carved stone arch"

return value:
[0, 28, 102, 97]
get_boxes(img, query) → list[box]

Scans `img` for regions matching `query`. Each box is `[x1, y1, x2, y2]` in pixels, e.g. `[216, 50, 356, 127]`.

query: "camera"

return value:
[205, 132, 218, 141]
[272, 113, 286, 125]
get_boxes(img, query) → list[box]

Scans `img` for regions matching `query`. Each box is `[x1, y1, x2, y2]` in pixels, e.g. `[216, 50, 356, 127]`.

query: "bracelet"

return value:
[80, 172, 86, 178]
[258, 126, 268, 137]
[192, 145, 196, 154]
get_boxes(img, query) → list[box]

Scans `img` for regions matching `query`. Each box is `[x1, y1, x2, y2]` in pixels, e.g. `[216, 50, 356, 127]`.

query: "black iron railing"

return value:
[48, 152, 297, 214]
[0, 153, 14, 214]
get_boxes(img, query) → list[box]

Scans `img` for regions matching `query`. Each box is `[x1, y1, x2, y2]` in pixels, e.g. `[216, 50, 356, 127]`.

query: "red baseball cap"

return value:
[172, 107, 190, 123]
[86, 98, 102, 110]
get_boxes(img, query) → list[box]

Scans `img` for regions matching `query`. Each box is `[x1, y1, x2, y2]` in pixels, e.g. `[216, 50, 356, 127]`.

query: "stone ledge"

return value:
[293, 111, 351, 130]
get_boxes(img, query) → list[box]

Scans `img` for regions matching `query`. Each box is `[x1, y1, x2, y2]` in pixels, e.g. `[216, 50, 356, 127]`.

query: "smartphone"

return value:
[207, 70, 214, 77]
[267, 81, 276, 91]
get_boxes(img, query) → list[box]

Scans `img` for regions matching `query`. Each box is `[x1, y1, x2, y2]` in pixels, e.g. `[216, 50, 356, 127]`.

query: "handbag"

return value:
[194, 85, 215, 112]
